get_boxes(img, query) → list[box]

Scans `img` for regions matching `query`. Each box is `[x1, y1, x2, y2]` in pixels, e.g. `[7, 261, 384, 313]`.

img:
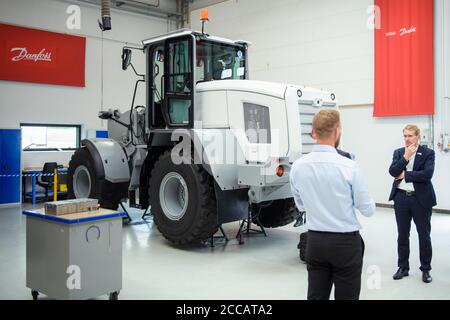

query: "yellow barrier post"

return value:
[53, 168, 58, 201]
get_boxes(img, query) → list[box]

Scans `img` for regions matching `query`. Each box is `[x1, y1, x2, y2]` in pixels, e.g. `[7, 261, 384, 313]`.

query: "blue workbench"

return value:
[22, 167, 68, 204]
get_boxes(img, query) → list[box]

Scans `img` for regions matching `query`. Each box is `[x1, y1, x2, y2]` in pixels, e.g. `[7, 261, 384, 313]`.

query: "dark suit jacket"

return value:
[388, 145, 436, 208]
[337, 149, 352, 159]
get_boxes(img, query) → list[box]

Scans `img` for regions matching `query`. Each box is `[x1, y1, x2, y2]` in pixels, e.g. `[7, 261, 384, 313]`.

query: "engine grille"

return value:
[298, 103, 318, 155]
[298, 100, 336, 154]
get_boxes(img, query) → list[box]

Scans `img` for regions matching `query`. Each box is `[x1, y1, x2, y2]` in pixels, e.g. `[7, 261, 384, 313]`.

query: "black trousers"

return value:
[305, 231, 364, 300]
[394, 191, 432, 272]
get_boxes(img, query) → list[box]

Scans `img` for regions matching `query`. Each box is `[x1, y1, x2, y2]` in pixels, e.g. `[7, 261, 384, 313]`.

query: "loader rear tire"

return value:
[149, 150, 218, 245]
[67, 148, 128, 210]
[253, 198, 300, 228]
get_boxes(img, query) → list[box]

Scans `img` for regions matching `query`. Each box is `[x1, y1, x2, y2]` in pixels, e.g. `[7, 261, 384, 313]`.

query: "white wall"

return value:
[0, 0, 176, 168]
[191, 0, 450, 210]
[192, 0, 374, 105]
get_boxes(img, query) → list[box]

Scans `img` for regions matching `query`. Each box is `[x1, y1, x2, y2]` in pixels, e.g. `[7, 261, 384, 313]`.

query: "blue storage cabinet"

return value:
[0, 129, 21, 205]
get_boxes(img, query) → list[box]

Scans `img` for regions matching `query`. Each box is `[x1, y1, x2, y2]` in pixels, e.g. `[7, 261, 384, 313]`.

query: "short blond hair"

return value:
[403, 124, 420, 136]
[312, 109, 340, 139]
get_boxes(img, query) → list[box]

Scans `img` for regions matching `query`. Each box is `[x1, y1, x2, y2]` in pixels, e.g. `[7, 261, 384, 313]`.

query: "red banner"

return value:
[0, 23, 85, 87]
[374, 0, 434, 117]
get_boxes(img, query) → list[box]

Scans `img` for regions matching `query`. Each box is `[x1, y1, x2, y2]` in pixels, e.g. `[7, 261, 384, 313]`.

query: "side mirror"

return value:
[122, 48, 132, 70]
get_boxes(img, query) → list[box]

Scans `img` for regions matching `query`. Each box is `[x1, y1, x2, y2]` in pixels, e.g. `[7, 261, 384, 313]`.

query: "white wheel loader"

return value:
[67, 29, 337, 245]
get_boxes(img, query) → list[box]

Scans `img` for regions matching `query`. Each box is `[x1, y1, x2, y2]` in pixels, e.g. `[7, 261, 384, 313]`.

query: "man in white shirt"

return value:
[290, 109, 375, 300]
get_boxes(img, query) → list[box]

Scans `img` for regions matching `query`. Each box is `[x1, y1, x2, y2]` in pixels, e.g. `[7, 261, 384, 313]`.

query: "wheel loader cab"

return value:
[148, 35, 194, 128]
[146, 30, 247, 130]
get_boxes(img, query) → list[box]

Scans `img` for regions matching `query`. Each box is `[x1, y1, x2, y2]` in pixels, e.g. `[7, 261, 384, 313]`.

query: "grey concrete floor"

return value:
[0, 203, 449, 300]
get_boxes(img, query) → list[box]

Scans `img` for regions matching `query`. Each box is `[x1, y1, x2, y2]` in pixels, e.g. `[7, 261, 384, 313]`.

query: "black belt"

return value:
[309, 230, 359, 236]
[397, 189, 416, 196]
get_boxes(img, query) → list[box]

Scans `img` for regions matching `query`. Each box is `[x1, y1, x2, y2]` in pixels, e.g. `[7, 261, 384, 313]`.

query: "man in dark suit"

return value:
[389, 125, 436, 283]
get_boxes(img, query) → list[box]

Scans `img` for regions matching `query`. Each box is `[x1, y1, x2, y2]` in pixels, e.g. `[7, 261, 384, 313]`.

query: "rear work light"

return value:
[276, 166, 284, 177]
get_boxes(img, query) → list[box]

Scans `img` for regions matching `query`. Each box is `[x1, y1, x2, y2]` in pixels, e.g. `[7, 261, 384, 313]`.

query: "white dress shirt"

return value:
[397, 153, 416, 192]
[290, 144, 376, 233]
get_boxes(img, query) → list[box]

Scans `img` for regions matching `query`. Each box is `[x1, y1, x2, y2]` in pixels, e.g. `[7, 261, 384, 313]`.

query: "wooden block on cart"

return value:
[45, 200, 75, 215]
[45, 198, 99, 216]
[71, 198, 99, 212]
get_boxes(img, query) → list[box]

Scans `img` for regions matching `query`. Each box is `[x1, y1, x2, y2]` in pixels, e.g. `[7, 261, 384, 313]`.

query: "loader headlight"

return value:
[297, 90, 303, 98]
[331, 93, 335, 101]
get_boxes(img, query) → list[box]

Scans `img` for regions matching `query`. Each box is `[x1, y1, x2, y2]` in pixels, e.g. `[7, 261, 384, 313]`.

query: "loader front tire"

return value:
[67, 148, 128, 210]
[149, 150, 218, 245]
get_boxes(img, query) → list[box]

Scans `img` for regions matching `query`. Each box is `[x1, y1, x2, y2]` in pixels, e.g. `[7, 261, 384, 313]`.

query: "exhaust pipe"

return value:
[100, 0, 112, 31]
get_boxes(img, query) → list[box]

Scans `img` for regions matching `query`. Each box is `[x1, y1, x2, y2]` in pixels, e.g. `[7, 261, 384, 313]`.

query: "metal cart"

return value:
[23, 208, 125, 300]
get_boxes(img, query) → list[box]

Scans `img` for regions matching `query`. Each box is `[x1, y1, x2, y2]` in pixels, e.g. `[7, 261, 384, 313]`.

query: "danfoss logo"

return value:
[10, 47, 52, 62]
[386, 26, 417, 38]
